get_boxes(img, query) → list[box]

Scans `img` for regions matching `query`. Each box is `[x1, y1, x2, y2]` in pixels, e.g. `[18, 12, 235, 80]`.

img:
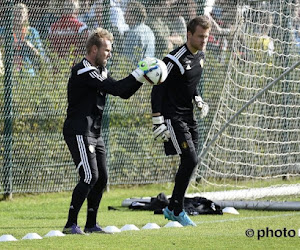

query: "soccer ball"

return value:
[139, 58, 168, 85]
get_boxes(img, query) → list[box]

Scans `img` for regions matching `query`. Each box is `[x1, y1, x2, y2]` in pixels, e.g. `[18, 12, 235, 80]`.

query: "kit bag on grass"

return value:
[129, 193, 223, 215]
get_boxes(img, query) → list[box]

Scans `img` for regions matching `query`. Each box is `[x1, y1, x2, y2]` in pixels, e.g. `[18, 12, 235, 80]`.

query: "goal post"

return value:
[192, 0, 300, 202]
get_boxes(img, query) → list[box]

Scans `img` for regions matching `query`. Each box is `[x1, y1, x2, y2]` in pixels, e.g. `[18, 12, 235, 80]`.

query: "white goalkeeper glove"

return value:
[152, 116, 170, 142]
[194, 95, 209, 118]
[131, 57, 158, 83]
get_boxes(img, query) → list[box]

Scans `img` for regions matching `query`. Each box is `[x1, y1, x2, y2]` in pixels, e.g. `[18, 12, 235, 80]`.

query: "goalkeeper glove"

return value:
[152, 116, 170, 142]
[131, 57, 158, 83]
[194, 95, 209, 118]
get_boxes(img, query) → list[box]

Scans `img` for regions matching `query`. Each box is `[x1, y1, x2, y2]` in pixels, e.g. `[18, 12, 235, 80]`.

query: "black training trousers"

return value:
[64, 134, 107, 227]
[164, 115, 199, 214]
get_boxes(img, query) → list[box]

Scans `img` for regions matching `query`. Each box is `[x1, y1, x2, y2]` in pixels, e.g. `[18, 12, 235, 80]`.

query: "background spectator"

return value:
[110, 0, 129, 36]
[175, 0, 197, 24]
[293, 5, 300, 53]
[0, 48, 3, 76]
[146, 0, 172, 59]
[80, 0, 105, 30]
[77, 0, 93, 26]
[25, 0, 55, 40]
[48, 0, 88, 58]
[122, 1, 155, 65]
[82, 0, 125, 57]
[13, 3, 46, 76]
[0, 13, 4, 76]
[166, 0, 189, 49]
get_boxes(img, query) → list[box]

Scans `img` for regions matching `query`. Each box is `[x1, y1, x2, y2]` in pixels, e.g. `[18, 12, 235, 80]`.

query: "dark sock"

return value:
[85, 186, 103, 228]
[173, 207, 183, 216]
[65, 182, 90, 228]
[85, 207, 98, 228]
[65, 204, 79, 228]
[168, 199, 183, 216]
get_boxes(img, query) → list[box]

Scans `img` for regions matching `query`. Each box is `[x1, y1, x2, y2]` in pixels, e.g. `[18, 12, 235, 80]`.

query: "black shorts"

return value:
[164, 115, 198, 156]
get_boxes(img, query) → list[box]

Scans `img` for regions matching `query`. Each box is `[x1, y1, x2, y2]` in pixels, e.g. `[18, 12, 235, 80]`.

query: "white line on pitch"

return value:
[194, 212, 300, 225]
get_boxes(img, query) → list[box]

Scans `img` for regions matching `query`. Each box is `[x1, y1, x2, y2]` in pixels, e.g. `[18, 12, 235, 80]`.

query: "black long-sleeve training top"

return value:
[151, 44, 205, 118]
[63, 58, 142, 137]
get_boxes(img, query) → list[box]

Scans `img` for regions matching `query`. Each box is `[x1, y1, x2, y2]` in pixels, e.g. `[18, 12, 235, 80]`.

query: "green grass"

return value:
[1, 184, 300, 249]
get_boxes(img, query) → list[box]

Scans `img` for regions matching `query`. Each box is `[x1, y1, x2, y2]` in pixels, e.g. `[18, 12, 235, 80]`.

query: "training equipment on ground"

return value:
[215, 200, 300, 211]
[120, 224, 140, 231]
[44, 230, 65, 237]
[0, 235, 18, 242]
[22, 233, 43, 240]
[103, 226, 121, 233]
[194, 95, 209, 118]
[142, 223, 161, 230]
[164, 221, 183, 228]
[152, 116, 170, 141]
[222, 207, 239, 215]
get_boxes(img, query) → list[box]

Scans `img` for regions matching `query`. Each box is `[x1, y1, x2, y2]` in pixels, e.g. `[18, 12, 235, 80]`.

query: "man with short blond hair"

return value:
[63, 27, 159, 234]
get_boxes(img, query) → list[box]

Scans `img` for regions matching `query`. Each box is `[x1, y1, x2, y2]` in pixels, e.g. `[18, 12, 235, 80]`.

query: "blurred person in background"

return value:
[0, 13, 4, 76]
[166, 0, 197, 50]
[24, 0, 55, 40]
[12, 3, 46, 76]
[110, 0, 129, 36]
[0, 49, 3, 76]
[80, 0, 104, 31]
[48, 0, 88, 58]
[175, 0, 197, 24]
[293, 4, 300, 52]
[82, 0, 126, 57]
[122, 0, 155, 65]
[146, 0, 172, 59]
[207, 0, 237, 62]
[77, 0, 93, 27]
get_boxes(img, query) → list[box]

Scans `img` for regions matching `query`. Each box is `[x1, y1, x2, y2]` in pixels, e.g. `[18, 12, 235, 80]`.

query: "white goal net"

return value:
[192, 0, 300, 200]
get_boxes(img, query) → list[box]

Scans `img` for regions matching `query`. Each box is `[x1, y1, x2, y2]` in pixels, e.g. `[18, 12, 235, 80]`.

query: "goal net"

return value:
[1, 0, 209, 195]
[192, 0, 300, 201]
[0, 0, 299, 198]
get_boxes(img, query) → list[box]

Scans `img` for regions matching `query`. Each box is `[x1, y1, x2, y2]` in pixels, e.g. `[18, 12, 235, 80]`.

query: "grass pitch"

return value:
[1, 183, 300, 249]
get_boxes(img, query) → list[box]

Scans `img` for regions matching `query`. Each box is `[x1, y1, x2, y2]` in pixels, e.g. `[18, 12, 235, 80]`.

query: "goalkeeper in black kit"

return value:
[151, 16, 211, 226]
[62, 27, 160, 234]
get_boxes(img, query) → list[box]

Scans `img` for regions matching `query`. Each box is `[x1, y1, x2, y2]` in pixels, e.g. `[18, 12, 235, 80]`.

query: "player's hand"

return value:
[152, 116, 170, 142]
[131, 57, 158, 83]
[194, 95, 209, 118]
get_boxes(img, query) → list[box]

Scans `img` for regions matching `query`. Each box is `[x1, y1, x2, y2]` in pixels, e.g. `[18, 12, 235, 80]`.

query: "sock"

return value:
[65, 182, 90, 228]
[169, 199, 183, 216]
[85, 184, 103, 228]
[174, 206, 183, 216]
[65, 204, 79, 228]
[85, 207, 98, 228]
